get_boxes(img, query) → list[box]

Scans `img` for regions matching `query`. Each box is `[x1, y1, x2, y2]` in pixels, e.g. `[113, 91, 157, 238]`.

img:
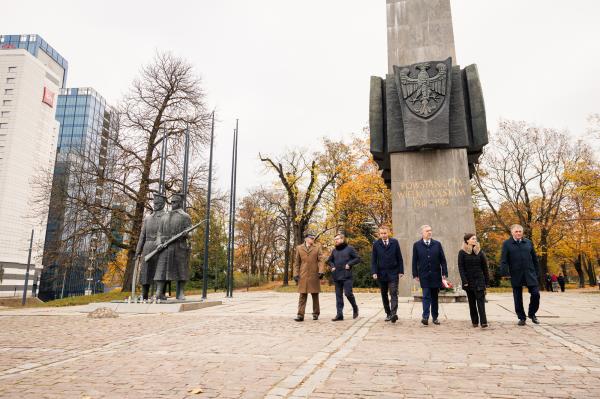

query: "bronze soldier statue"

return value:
[134, 193, 166, 300]
[154, 193, 192, 300]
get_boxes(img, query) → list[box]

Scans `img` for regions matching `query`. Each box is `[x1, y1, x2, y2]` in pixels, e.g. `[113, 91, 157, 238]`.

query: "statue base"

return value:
[81, 299, 222, 314]
[412, 291, 467, 303]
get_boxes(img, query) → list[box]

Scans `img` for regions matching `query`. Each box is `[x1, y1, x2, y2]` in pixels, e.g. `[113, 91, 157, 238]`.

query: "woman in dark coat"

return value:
[458, 233, 490, 328]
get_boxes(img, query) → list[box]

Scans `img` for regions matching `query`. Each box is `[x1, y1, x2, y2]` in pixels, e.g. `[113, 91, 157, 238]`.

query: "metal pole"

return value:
[21, 229, 34, 306]
[159, 128, 168, 195]
[225, 126, 237, 298]
[230, 123, 239, 297]
[182, 126, 190, 209]
[202, 111, 215, 300]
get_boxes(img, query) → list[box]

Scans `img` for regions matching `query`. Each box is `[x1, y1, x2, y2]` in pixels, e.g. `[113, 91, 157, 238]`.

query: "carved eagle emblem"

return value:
[397, 61, 449, 118]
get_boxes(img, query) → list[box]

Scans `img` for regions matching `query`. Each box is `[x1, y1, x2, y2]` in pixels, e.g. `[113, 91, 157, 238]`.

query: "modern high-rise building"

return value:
[0, 34, 68, 298]
[0, 34, 68, 88]
[39, 87, 118, 300]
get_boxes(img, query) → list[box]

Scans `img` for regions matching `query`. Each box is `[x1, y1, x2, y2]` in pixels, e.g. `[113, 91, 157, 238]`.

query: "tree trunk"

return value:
[573, 255, 585, 288]
[291, 225, 301, 278]
[121, 173, 151, 292]
[538, 231, 549, 290]
[283, 222, 291, 286]
[585, 254, 596, 287]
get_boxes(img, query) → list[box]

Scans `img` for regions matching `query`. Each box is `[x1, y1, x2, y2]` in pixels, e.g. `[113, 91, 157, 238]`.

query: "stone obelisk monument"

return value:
[371, 0, 488, 297]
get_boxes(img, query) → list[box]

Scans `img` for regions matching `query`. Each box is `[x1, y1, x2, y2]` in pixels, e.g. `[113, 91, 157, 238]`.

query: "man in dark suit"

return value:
[327, 233, 360, 321]
[412, 225, 448, 326]
[500, 224, 540, 326]
[371, 225, 404, 323]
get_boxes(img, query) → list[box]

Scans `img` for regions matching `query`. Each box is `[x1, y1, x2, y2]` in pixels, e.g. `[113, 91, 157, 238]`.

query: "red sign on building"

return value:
[1, 44, 16, 49]
[42, 87, 55, 108]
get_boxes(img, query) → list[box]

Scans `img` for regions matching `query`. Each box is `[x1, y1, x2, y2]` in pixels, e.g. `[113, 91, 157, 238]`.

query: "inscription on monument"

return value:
[395, 177, 469, 208]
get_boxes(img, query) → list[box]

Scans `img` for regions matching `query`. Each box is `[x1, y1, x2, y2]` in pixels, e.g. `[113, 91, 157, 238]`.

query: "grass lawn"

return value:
[27, 290, 131, 307]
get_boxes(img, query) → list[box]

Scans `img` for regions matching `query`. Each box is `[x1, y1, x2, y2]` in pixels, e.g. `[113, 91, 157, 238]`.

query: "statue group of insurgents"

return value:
[293, 224, 541, 328]
[135, 192, 192, 301]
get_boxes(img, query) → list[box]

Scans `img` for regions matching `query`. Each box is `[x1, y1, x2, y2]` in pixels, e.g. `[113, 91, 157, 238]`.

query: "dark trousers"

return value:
[466, 288, 487, 325]
[512, 285, 540, 320]
[297, 293, 320, 316]
[559, 283, 565, 292]
[379, 277, 399, 316]
[334, 279, 357, 317]
[422, 287, 439, 320]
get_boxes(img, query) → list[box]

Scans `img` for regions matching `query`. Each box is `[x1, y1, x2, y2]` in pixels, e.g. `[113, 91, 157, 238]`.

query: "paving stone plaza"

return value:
[1, 291, 599, 398]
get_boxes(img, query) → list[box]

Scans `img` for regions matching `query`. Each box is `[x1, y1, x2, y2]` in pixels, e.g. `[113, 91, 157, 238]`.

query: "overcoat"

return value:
[154, 209, 192, 282]
[457, 243, 489, 291]
[294, 243, 326, 293]
[500, 237, 539, 287]
[327, 243, 361, 282]
[412, 239, 448, 288]
[135, 209, 165, 285]
[371, 238, 404, 281]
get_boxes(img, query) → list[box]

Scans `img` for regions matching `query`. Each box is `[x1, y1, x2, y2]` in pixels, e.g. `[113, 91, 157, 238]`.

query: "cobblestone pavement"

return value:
[0, 291, 599, 398]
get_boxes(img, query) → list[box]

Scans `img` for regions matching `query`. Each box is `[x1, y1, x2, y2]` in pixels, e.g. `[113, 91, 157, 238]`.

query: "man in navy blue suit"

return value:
[371, 225, 404, 323]
[500, 224, 541, 326]
[412, 225, 448, 326]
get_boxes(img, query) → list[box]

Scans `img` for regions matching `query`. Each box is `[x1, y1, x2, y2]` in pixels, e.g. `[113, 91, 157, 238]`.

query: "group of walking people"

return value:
[293, 223, 542, 327]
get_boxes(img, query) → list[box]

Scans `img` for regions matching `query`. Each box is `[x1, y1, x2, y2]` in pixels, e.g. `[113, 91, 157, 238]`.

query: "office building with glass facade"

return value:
[39, 87, 118, 300]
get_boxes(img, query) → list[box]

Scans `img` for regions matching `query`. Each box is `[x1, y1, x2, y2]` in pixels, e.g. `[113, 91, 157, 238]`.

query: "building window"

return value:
[0, 111, 9, 117]
[20, 35, 27, 42]
[6, 78, 15, 84]
[2, 100, 12, 106]
[8, 67, 17, 73]
[0, 36, 4, 43]
[4, 89, 14, 95]
[29, 34, 37, 42]
[0, 123, 8, 129]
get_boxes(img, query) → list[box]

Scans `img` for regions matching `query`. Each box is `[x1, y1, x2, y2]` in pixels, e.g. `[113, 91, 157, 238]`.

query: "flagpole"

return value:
[202, 111, 215, 300]
[228, 121, 239, 297]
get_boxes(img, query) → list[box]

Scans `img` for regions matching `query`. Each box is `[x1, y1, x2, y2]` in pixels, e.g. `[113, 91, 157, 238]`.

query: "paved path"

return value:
[0, 290, 599, 398]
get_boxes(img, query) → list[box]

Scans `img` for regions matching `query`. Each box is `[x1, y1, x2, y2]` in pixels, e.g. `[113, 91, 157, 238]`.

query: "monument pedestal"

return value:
[392, 148, 475, 297]
[80, 299, 222, 314]
[412, 291, 467, 303]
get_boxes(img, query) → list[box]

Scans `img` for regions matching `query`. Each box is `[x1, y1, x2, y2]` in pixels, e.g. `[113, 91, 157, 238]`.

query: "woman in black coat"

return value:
[458, 233, 490, 328]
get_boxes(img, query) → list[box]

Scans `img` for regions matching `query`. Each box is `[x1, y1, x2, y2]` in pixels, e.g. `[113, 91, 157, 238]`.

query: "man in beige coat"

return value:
[293, 232, 326, 321]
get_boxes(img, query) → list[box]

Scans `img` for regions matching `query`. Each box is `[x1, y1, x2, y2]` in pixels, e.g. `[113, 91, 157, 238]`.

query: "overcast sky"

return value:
[2, 0, 599, 196]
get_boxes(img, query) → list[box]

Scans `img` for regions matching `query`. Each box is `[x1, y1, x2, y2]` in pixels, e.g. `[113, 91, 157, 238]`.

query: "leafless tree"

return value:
[260, 141, 342, 252]
[116, 51, 212, 290]
[474, 119, 587, 288]
[34, 52, 212, 293]
[261, 189, 293, 285]
[235, 189, 284, 281]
